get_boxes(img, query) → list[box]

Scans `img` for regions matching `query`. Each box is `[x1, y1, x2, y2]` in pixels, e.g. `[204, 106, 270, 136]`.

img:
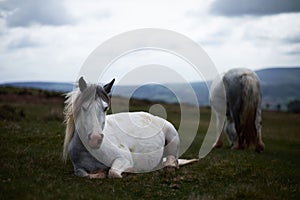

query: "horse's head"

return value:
[73, 77, 115, 149]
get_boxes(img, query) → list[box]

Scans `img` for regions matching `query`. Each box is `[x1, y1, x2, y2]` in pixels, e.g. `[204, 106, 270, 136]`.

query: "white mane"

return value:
[62, 89, 79, 162]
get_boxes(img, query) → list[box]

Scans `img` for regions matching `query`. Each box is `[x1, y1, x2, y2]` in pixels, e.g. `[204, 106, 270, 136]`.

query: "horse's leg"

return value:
[231, 108, 245, 150]
[74, 168, 89, 177]
[255, 107, 264, 152]
[163, 155, 178, 173]
[225, 116, 238, 147]
[74, 167, 107, 179]
[88, 169, 107, 179]
[228, 125, 239, 150]
[210, 74, 226, 148]
[108, 157, 133, 178]
[229, 118, 242, 150]
[163, 122, 180, 169]
[212, 110, 224, 148]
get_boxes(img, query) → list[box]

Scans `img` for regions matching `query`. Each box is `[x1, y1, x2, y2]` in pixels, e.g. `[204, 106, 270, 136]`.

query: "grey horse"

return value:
[210, 68, 265, 152]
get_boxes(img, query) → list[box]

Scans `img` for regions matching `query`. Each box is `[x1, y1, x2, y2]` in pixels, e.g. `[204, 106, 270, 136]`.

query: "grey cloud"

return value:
[0, 0, 75, 27]
[210, 0, 300, 16]
[199, 30, 231, 46]
[285, 47, 300, 55]
[243, 29, 300, 45]
[284, 35, 300, 44]
[7, 36, 39, 50]
[288, 50, 300, 55]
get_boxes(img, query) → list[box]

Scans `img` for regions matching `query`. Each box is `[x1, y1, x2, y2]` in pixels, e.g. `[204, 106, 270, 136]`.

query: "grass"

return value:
[0, 87, 299, 199]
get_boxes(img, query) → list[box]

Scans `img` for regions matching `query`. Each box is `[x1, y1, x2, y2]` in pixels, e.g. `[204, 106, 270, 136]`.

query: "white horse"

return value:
[63, 77, 197, 178]
[210, 68, 265, 152]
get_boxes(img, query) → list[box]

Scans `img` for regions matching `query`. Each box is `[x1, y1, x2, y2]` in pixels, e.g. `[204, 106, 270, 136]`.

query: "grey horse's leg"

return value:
[108, 157, 133, 178]
[213, 109, 225, 148]
[88, 169, 107, 179]
[74, 168, 89, 177]
[225, 116, 237, 147]
[255, 107, 264, 152]
[162, 122, 179, 168]
[74, 167, 107, 179]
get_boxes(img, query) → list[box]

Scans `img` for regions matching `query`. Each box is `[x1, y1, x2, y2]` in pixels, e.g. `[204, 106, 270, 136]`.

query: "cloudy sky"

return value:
[0, 0, 300, 84]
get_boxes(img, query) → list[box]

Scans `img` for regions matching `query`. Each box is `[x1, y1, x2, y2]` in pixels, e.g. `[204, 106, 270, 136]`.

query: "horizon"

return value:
[1, 66, 299, 111]
[1, 66, 299, 85]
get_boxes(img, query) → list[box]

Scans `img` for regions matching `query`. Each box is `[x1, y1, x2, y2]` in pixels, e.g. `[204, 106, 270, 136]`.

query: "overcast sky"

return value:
[0, 0, 300, 84]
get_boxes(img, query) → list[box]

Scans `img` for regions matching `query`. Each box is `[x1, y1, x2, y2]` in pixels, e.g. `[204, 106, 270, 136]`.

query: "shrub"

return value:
[0, 104, 25, 121]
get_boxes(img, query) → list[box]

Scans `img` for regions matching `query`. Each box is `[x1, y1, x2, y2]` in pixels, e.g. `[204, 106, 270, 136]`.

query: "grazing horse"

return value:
[210, 68, 265, 152]
[63, 77, 197, 178]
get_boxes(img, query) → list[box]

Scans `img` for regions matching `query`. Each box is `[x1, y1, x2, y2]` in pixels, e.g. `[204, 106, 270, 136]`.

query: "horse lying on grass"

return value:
[63, 77, 198, 178]
[210, 68, 265, 152]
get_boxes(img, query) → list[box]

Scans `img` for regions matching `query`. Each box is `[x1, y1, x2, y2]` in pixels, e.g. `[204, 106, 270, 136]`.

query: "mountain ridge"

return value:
[1, 67, 299, 110]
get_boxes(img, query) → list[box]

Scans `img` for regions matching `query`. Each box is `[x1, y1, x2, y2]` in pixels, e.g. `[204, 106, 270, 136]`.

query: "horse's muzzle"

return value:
[88, 133, 104, 149]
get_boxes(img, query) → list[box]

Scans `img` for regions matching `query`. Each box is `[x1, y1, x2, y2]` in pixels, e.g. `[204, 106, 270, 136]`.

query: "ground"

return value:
[0, 87, 299, 199]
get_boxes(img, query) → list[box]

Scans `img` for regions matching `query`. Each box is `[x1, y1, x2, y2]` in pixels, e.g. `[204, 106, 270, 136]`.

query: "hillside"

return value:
[256, 68, 300, 109]
[118, 67, 300, 110]
[1, 67, 299, 110]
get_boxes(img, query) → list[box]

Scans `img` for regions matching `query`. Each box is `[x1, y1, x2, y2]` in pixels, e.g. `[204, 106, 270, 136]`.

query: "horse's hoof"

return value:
[89, 172, 106, 179]
[88, 169, 107, 179]
[231, 144, 244, 150]
[213, 141, 223, 148]
[255, 142, 265, 153]
[163, 156, 179, 169]
[108, 169, 122, 178]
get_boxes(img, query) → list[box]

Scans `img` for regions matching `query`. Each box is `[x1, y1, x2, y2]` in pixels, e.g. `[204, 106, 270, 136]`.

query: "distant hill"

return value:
[1, 67, 299, 110]
[115, 82, 210, 105]
[1, 82, 74, 93]
[256, 68, 300, 85]
[256, 68, 300, 110]
[115, 67, 300, 110]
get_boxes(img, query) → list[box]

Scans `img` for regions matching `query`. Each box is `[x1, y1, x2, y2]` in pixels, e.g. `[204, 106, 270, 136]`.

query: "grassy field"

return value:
[0, 87, 299, 199]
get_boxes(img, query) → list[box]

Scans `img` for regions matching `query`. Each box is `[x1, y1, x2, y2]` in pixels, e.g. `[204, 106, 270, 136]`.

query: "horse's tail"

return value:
[63, 113, 75, 163]
[240, 73, 259, 146]
[178, 158, 199, 166]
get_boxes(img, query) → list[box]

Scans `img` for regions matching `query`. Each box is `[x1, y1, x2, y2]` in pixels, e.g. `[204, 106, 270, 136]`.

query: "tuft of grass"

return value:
[0, 104, 25, 121]
[0, 87, 299, 200]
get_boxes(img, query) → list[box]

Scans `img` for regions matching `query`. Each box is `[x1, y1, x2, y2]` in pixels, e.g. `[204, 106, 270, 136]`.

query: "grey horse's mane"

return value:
[63, 84, 110, 161]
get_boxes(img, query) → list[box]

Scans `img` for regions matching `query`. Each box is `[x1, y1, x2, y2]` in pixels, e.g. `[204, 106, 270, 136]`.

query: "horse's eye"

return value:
[104, 106, 108, 112]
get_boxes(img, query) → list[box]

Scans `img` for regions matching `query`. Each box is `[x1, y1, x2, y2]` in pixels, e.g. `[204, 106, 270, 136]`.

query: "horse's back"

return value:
[210, 68, 261, 114]
[223, 68, 260, 109]
[105, 112, 168, 138]
[103, 112, 169, 153]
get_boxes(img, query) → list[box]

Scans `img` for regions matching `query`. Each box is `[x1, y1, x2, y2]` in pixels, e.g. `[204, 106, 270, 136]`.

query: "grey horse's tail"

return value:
[240, 73, 259, 146]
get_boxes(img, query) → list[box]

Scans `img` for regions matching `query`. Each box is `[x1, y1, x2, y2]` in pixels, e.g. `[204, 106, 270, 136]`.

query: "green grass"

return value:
[0, 87, 299, 199]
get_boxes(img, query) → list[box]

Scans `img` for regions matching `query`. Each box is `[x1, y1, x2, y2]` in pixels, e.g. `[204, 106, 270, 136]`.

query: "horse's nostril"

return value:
[89, 133, 103, 139]
[88, 133, 104, 149]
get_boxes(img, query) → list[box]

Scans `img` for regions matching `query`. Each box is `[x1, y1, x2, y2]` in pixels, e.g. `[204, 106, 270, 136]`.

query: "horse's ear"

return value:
[79, 77, 87, 92]
[103, 78, 115, 94]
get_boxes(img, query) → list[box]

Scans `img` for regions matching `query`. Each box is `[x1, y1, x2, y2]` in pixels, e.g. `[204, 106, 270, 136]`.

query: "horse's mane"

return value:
[62, 84, 110, 162]
[62, 89, 78, 162]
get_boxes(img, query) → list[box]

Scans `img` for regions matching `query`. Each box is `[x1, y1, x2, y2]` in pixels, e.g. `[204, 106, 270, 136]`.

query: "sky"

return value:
[0, 0, 300, 84]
